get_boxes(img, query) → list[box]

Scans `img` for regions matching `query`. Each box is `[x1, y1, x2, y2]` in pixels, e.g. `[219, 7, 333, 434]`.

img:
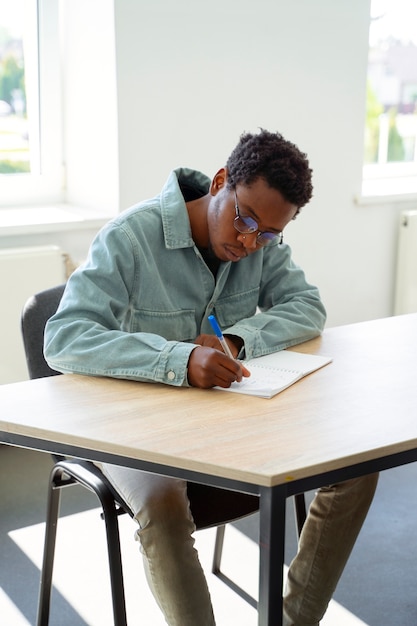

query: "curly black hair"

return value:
[226, 129, 313, 211]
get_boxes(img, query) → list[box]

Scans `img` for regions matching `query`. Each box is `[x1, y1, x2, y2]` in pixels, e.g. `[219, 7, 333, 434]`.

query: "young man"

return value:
[45, 129, 377, 625]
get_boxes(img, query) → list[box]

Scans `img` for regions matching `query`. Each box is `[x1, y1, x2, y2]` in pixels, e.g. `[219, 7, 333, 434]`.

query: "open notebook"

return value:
[214, 350, 332, 398]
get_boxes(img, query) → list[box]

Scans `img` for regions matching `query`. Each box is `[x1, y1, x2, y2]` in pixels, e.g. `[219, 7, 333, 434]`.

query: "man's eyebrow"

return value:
[242, 202, 282, 234]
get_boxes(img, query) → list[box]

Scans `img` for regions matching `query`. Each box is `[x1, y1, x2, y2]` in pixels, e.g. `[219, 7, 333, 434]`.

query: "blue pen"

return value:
[208, 314, 235, 360]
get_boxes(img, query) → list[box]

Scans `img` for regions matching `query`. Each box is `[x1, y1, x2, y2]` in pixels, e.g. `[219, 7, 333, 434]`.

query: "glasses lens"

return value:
[257, 232, 282, 246]
[234, 214, 258, 234]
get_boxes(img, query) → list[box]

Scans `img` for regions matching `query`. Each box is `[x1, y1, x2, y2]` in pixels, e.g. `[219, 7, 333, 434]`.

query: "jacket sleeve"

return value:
[224, 244, 327, 360]
[44, 223, 195, 386]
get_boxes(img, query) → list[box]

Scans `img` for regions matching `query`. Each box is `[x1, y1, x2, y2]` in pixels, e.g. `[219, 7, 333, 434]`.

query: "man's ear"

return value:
[210, 167, 228, 195]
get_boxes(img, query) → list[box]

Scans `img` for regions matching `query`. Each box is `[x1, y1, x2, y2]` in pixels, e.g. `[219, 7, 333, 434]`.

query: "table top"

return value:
[1, 314, 417, 488]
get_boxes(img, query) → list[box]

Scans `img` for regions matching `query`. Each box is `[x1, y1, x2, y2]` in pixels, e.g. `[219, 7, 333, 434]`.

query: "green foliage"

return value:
[0, 160, 30, 174]
[387, 108, 405, 162]
[364, 81, 383, 163]
[364, 84, 407, 164]
[0, 54, 26, 109]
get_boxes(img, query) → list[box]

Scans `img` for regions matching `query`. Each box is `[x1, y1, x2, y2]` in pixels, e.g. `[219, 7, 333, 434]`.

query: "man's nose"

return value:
[239, 232, 258, 249]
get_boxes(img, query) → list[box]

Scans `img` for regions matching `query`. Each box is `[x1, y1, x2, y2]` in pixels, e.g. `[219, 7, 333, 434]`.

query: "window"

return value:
[0, 0, 63, 206]
[363, 0, 417, 197]
[0, 0, 31, 174]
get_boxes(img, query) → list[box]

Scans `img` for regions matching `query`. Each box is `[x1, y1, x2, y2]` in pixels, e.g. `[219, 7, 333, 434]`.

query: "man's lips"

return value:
[224, 245, 247, 261]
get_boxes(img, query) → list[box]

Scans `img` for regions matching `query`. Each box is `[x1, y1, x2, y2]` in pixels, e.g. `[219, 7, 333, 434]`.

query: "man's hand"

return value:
[194, 333, 241, 358]
[188, 336, 250, 389]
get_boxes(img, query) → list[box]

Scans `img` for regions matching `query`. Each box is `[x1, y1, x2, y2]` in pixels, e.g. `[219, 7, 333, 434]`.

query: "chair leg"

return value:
[211, 493, 307, 609]
[212, 524, 257, 609]
[97, 486, 128, 626]
[37, 465, 128, 626]
[36, 472, 62, 626]
[212, 524, 226, 575]
[294, 493, 307, 537]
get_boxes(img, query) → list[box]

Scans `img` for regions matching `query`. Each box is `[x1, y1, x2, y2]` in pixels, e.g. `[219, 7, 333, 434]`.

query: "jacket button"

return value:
[167, 371, 175, 381]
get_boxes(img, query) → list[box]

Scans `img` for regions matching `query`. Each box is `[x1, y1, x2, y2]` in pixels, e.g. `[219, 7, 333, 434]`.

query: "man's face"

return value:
[207, 170, 298, 263]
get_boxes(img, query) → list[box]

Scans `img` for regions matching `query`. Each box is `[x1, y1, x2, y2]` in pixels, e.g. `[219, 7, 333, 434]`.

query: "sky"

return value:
[370, 0, 417, 45]
[0, 0, 24, 37]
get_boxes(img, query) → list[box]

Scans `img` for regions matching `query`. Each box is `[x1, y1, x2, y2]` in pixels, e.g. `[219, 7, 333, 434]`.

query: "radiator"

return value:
[394, 210, 417, 316]
[0, 246, 68, 384]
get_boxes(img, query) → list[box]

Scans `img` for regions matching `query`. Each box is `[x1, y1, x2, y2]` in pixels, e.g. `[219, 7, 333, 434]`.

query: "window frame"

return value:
[0, 0, 63, 207]
[361, 0, 417, 200]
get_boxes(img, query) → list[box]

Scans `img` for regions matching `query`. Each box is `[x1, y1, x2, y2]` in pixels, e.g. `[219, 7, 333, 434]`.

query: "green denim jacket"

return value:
[44, 168, 326, 386]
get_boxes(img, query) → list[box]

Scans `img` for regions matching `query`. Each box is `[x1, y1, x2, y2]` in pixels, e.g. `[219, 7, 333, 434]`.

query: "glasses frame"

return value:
[233, 190, 283, 246]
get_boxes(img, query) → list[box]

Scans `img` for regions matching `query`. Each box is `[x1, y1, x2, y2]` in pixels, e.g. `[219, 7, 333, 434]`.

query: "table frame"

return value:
[2, 430, 417, 625]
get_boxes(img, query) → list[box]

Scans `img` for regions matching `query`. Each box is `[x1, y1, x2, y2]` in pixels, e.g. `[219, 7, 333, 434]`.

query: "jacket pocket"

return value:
[214, 287, 259, 328]
[130, 308, 197, 342]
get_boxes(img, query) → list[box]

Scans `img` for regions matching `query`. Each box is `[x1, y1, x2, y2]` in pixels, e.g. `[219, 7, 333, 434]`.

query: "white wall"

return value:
[60, 0, 119, 214]
[110, 0, 415, 327]
[7, 0, 414, 328]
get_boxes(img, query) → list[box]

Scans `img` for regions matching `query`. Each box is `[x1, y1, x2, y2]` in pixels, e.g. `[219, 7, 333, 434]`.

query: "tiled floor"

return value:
[2, 445, 417, 625]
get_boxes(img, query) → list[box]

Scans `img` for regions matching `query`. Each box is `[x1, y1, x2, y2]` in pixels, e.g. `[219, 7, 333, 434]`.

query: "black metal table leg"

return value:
[258, 485, 287, 626]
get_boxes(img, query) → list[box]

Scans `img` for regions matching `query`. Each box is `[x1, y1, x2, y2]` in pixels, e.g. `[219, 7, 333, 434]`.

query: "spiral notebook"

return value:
[215, 350, 332, 399]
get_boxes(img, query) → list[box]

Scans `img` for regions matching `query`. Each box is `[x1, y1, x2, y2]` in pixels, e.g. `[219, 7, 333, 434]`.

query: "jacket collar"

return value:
[160, 168, 210, 250]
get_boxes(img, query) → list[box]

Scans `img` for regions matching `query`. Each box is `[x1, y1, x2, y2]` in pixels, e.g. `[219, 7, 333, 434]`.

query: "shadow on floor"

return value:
[2, 445, 417, 625]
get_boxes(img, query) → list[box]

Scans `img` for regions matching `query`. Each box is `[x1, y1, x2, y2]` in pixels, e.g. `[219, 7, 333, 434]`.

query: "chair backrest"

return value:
[21, 284, 66, 380]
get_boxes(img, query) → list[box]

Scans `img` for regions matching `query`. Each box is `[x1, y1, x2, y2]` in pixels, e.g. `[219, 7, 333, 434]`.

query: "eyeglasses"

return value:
[233, 190, 283, 246]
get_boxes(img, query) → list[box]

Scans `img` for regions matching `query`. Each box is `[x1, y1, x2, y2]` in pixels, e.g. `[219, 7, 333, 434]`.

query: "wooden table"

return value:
[2, 313, 417, 625]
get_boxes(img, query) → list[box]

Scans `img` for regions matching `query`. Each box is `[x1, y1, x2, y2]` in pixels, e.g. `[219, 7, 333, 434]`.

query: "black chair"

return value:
[21, 284, 306, 624]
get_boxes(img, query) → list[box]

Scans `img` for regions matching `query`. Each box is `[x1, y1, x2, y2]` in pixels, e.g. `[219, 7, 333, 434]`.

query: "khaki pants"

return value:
[283, 473, 379, 625]
[100, 463, 378, 626]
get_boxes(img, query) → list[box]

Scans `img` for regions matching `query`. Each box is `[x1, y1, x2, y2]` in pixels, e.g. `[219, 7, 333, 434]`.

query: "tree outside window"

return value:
[365, 0, 417, 167]
[0, 0, 30, 174]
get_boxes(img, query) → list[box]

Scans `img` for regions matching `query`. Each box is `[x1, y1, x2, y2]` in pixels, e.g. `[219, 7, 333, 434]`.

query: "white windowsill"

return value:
[356, 190, 417, 206]
[356, 168, 417, 206]
[0, 204, 114, 237]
